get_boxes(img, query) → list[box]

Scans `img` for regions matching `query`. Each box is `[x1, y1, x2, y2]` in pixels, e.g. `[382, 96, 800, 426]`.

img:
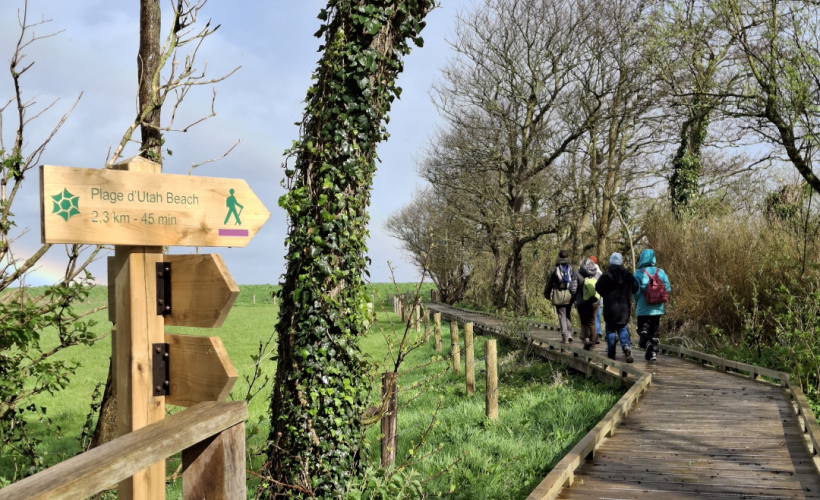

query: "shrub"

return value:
[641, 208, 819, 344]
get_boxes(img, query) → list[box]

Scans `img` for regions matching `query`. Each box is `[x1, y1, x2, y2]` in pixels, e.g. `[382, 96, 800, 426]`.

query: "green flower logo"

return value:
[51, 188, 80, 221]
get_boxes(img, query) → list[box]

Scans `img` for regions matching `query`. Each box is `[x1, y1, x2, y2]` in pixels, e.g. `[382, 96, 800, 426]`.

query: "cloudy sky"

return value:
[0, 0, 472, 285]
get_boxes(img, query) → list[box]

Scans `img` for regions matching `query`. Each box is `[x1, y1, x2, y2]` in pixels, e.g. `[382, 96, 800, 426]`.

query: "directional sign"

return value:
[163, 254, 240, 328]
[40, 165, 270, 247]
[165, 334, 238, 408]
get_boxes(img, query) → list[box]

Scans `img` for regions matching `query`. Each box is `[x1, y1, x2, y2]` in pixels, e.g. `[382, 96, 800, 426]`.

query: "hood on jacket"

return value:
[638, 249, 657, 269]
[555, 257, 571, 267]
[606, 264, 633, 284]
[579, 258, 597, 278]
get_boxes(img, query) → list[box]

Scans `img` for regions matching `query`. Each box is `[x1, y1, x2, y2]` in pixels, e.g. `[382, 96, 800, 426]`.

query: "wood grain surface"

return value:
[40, 164, 270, 247]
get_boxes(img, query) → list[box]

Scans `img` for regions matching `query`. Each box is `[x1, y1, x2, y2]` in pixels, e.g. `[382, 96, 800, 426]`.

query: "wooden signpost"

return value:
[44, 157, 268, 500]
[40, 163, 270, 247]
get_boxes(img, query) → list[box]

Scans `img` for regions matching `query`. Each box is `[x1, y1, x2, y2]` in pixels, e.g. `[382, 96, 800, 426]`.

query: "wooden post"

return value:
[486, 339, 498, 421]
[434, 313, 442, 352]
[423, 309, 430, 342]
[112, 158, 166, 500]
[415, 304, 420, 333]
[380, 372, 398, 467]
[450, 321, 461, 376]
[400, 298, 406, 322]
[465, 322, 475, 396]
[253, 294, 256, 304]
[182, 422, 246, 499]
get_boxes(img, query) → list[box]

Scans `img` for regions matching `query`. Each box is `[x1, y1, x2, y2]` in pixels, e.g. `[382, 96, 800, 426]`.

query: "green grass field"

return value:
[1, 284, 622, 499]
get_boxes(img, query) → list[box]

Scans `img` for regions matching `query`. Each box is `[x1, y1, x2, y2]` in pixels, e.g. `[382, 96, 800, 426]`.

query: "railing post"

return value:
[486, 339, 498, 420]
[465, 322, 475, 396]
[434, 313, 442, 352]
[423, 309, 430, 342]
[182, 422, 246, 499]
[380, 372, 398, 467]
[450, 321, 461, 376]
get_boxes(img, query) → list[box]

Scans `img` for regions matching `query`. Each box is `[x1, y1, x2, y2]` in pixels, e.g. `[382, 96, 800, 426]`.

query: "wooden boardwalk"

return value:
[426, 303, 820, 500]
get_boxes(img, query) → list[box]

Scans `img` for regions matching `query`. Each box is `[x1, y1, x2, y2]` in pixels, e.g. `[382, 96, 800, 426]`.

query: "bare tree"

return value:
[710, 0, 820, 195]
[0, 3, 109, 478]
[384, 187, 476, 304]
[422, 0, 605, 312]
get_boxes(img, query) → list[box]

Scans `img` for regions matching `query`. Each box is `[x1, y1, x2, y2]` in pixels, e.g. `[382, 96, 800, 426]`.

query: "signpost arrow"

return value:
[165, 334, 238, 408]
[40, 164, 270, 247]
[163, 254, 240, 328]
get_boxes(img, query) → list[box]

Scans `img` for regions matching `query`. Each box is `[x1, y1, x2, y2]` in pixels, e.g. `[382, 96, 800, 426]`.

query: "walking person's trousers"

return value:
[578, 303, 599, 344]
[606, 324, 631, 359]
[555, 304, 573, 341]
[638, 315, 662, 358]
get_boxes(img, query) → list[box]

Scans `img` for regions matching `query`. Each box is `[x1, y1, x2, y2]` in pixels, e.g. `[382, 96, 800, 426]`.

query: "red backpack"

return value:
[642, 269, 669, 305]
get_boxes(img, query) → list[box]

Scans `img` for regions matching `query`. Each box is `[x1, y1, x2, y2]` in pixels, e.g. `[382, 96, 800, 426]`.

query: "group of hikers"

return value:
[543, 249, 671, 364]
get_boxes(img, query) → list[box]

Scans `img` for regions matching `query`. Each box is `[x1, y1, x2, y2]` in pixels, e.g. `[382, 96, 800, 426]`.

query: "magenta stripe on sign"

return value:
[219, 229, 249, 237]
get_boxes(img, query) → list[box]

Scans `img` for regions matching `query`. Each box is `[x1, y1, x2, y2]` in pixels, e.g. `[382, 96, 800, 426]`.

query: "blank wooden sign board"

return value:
[42, 157, 267, 500]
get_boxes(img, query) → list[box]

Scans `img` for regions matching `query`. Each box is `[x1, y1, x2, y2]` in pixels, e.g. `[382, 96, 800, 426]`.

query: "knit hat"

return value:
[589, 256, 598, 265]
[609, 253, 623, 266]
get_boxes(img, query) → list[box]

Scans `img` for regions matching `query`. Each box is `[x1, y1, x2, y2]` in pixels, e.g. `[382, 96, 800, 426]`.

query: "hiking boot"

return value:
[624, 347, 634, 364]
[560, 337, 569, 344]
[647, 339, 659, 364]
[583, 339, 592, 351]
[638, 333, 648, 350]
[567, 337, 573, 343]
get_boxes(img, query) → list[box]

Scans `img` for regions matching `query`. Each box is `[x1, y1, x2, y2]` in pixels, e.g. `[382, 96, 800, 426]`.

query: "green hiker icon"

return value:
[224, 188, 244, 225]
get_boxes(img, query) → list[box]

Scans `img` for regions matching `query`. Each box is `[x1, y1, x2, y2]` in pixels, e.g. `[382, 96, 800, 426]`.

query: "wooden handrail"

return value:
[0, 401, 247, 500]
[659, 343, 789, 385]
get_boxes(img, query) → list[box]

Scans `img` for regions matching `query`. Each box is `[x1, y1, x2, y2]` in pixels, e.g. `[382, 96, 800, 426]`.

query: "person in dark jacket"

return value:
[633, 249, 672, 364]
[544, 250, 577, 343]
[575, 258, 600, 350]
[595, 252, 639, 362]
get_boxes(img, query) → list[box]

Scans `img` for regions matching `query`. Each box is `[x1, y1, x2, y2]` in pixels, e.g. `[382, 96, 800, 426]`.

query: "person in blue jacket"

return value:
[633, 249, 672, 364]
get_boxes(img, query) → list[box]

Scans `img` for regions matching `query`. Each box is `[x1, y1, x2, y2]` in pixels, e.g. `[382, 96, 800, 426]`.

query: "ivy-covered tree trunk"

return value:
[267, 1, 433, 497]
[670, 99, 710, 217]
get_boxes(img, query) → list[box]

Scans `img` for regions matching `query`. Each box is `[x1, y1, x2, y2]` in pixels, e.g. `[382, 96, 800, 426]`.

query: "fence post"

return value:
[423, 309, 430, 342]
[486, 339, 498, 420]
[450, 321, 461, 376]
[434, 313, 442, 352]
[465, 322, 475, 395]
[415, 305, 421, 333]
[182, 422, 246, 498]
[252, 294, 255, 304]
[380, 372, 398, 467]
